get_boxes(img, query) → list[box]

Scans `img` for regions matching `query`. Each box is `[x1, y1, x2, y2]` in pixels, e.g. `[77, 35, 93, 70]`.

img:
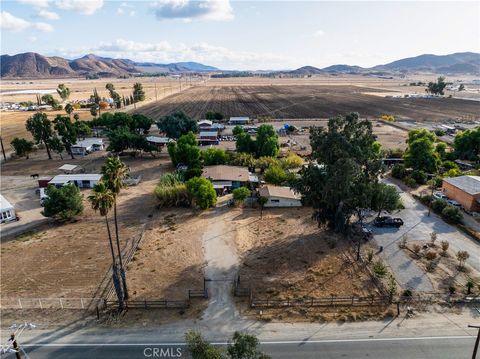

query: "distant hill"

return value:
[0, 52, 220, 79]
[288, 66, 325, 75]
[321, 64, 364, 74]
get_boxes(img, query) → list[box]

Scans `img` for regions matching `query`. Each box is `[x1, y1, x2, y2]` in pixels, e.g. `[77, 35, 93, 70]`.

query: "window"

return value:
[2, 210, 11, 219]
[271, 199, 280, 203]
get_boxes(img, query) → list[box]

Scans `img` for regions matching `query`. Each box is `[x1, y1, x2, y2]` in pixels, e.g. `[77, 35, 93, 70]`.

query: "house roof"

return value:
[49, 174, 102, 184]
[199, 131, 218, 137]
[72, 138, 103, 148]
[258, 185, 301, 200]
[229, 117, 249, 122]
[58, 164, 78, 171]
[198, 120, 213, 126]
[202, 165, 250, 182]
[0, 194, 14, 211]
[146, 136, 172, 144]
[443, 175, 480, 195]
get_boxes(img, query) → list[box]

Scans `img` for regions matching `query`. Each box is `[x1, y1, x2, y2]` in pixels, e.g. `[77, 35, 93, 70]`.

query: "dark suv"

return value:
[373, 216, 404, 228]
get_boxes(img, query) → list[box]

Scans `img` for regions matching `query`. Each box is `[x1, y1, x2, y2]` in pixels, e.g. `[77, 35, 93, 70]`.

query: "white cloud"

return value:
[38, 9, 60, 20]
[56, 0, 103, 15]
[54, 38, 296, 70]
[17, 0, 49, 8]
[151, 0, 234, 22]
[28, 35, 38, 42]
[117, 3, 136, 16]
[313, 30, 325, 37]
[0, 11, 53, 32]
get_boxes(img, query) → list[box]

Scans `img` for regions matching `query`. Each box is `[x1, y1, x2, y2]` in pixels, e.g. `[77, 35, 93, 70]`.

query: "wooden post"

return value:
[397, 302, 400, 316]
[96, 305, 100, 320]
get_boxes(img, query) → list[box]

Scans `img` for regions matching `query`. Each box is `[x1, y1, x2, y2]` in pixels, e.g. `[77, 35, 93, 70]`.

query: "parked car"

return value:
[433, 191, 448, 201]
[373, 216, 404, 228]
[447, 199, 462, 209]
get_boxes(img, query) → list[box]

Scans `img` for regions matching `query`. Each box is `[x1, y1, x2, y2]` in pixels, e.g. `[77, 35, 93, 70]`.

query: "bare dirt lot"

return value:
[136, 83, 480, 122]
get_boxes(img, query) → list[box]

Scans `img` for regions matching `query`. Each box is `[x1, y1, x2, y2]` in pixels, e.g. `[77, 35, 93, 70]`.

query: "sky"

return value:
[1, 0, 479, 70]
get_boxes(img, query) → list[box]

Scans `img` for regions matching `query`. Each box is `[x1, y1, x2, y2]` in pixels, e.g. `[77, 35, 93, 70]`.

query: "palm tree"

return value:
[88, 181, 124, 308]
[101, 156, 130, 299]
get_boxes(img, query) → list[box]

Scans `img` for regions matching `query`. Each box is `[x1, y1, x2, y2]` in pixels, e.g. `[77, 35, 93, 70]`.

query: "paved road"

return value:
[368, 180, 480, 291]
[4, 336, 475, 358]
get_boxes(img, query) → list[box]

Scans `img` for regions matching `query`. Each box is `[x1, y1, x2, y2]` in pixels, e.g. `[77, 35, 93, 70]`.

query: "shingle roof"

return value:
[258, 185, 301, 200]
[202, 165, 250, 182]
[443, 175, 480, 195]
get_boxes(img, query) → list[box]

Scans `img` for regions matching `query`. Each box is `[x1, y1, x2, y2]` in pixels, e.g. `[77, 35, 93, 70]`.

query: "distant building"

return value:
[71, 138, 105, 156]
[442, 175, 480, 212]
[258, 185, 302, 207]
[198, 120, 213, 130]
[146, 136, 173, 149]
[202, 165, 253, 191]
[58, 164, 82, 174]
[48, 174, 102, 189]
[228, 117, 250, 125]
[0, 194, 16, 223]
[198, 131, 219, 145]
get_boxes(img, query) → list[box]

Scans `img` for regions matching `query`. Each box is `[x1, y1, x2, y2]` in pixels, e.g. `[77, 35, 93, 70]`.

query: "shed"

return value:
[0, 194, 16, 223]
[49, 174, 102, 189]
[58, 164, 81, 174]
[146, 136, 173, 149]
[258, 185, 302, 207]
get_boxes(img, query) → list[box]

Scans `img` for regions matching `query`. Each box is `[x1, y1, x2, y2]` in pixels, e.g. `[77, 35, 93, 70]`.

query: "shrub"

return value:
[158, 172, 184, 186]
[440, 240, 449, 255]
[431, 199, 448, 213]
[232, 187, 251, 203]
[201, 148, 227, 166]
[154, 183, 190, 207]
[448, 286, 456, 295]
[430, 231, 437, 246]
[425, 251, 437, 261]
[10, 137, 34, 159]
[279, 152, 304, 169]
[404, 176, 417, 188]
[372, 261, 387, 277]
[399, 234, 408, 249]
[367, 250, 374, 264]
[41, 184, 84, 222]
[264, 165, 288, 185]
[402, 289, 413, 297]
[186, 177, 217, 209]
[442, 160, 459, 170]
[411, 170, 427, 184]
[441, 206, 463, 224]
[255, 156, 279, 172]
[412, 243, 421, 256]
[391, 164, 406, 179]
[456, 250, 470, 270]
[229, 152, 255, 167]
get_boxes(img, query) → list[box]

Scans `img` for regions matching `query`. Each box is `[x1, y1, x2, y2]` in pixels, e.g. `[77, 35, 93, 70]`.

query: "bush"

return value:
[372, 261, 387, 277]
[404, 176, 417, 188]
[201, 148, 227, 166]
[441, 206, 463, 223]
[425, 251, 437, 261]
[456, 250, 470, 270]
[402, 289, 413, 297]
[41, 184, 84, 222]
[279, 152, 304, 169]
[186, 177, 217, 209]
[440, 240, 449, 255]
[412, 243, 421, 256]
[264, 165, 288, 185]
[154, 183, 190, 207]
[232, 187, 251, 203]
[158, 172, 184, 186]
[391, 164, 406, 179]
[411, 170, 427, 184]
[448, 286, 456, 294]
[431, 199, 448, 213]
[442, 160, 459, 171]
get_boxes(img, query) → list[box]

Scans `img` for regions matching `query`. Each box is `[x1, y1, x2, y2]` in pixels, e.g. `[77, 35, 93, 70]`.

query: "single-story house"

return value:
[258, 185, 302, 207]
[0, 194, 16, 223]
[71, 138, 105, 156]
[442, 175, 480, 212]
[198, 120, 213, 130]
[199, 131, 219, 145]
[228, 117, 250, 125]
[202, 165, 252, 191]
[146, 136, 173, 149]
[48, 174, 102, 189]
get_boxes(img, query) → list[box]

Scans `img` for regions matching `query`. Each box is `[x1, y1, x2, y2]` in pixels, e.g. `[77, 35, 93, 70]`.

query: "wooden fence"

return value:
[0, 297, 102, 310]
[250, 295, 390, 309]
[105, 299, 189, 309]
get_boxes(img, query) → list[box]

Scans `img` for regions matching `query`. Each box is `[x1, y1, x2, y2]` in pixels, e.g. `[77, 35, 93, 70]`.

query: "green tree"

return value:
[185, 330, 224, 359]
[236, 132, 256, 154]
[102, 156, 130, 299]
[88, 181, 124, 308]
[157, 111, 198, 139]
[48, 136, 65, 160]
[370, 182, 403, 217]
[53, 115, 78, 159]
[256, 124, 279, 157]
[167, 132, 200, 168]
[280, 152, 304, 169]
[255, 156, 279, 172]
[426, 76, 447, 96]
[90, 104, 99, 117]
[106, 83, 121, 108]
[74, 121, 92, 139]
[227, 332, 271, 359]
[232, 125, 244, 137]
[131, 114, 154, 133]
[186, 177, 217, 209]
[41, 184, 83, 222]
[232, 187, 251, 203]
[264, 165, 288, 185]
[10, 137, 34, 159]
[133, 82, 145, 102]
[41, 94, 60, 109]
[436, 142, 447, 159]
[403, 129, 440, 173]
[64, 103, 74, 117]
[56, 84, 70, 101]
[453, 127, 480, 160]
[25, 112, 54, 159]
[201, 148, 228, 165]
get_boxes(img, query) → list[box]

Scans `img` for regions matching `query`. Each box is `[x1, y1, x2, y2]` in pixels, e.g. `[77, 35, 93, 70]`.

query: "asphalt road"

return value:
[5, 336, 475, 359]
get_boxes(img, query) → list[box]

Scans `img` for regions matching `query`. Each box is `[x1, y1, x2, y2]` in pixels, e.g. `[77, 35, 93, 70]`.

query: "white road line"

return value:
[20, 335, 474, 346]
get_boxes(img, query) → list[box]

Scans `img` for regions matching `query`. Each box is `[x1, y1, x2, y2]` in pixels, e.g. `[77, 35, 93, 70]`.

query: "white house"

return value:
[258, 185, 302, 207]
[0, 194, 16, 223]
[48, 174, 102, 188]
[71, 138, 105, 156]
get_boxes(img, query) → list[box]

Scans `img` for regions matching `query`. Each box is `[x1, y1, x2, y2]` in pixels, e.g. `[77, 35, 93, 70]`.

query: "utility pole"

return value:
[0, 136, 6, 161]
[427, 173, 436, 216]
[469, 324, 480, 359]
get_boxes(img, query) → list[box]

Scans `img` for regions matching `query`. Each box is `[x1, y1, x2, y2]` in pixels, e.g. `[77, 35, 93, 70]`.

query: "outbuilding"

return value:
[48, 174, 102, 189]
[198, 120, 213, 130]
[442, 175, 480, 212]
[0, 194, 16, 223]
[71, 138, 105, 156]
[146, 136, 173, 149]
[258, 185, 302, 207]
[199, 131, 219, 145]
[228, 117, 250, 125]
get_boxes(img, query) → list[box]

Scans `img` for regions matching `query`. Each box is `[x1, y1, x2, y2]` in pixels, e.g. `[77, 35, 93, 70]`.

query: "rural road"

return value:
[3, 336, 475, 358]
[368, 179, 480, 291]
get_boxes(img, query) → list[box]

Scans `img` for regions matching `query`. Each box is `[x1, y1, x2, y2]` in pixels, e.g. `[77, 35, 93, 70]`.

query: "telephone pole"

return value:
[469, 324, 480, 359]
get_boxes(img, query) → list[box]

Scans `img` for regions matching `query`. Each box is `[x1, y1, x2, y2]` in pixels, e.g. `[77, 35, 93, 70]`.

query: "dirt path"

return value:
[201, 205, 240, 322]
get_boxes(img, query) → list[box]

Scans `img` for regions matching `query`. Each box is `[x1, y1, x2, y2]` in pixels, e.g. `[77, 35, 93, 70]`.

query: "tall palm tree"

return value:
[101, 156, 130, 299]
[88, 181, 124, 308]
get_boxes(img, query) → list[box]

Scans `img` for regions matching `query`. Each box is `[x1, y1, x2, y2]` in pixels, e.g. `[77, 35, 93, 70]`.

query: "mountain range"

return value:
[1, 51, 478, 79]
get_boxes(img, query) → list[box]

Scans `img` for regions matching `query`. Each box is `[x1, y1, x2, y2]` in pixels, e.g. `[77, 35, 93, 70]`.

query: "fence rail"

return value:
[251, 295, 390, 308]
[105, 299, 189, 309]
[188, 289, 208, 299]
[0, 297, 102, 309]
